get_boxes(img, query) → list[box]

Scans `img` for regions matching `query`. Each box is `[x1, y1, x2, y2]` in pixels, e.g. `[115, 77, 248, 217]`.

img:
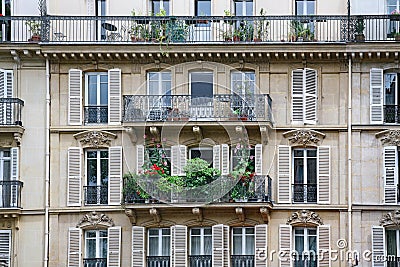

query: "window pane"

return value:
[100, 237, 108, 258]
[3, 160, 10, 181]
[245, 228, 254, 234]
[149, 229, 159, 236]
[162, 229, 170, 235]
[191, 72, 213, 98]
[86, 239, 96, 258]
[245, 235, 255, 254]
[233, 235, 242, 255]
[386, 230, 397, 259]
[191, 228, 201, 235]
[196, 0, 211, 16]
[246, 1, 253, 15]
[294, 158, 304, 184]
[233, 228, 242, 234]
[100, 158, 108, 185]
[204, 228, 212, 235]
[294, 150, 304, 157]
[204, 235, 212, 255]
[162, 236, 170, 255]
[191, 236, 201, 255]
[148, 236, 159, 256]
[307, 158, 317, 184]
[235, 1, 244, 16]
[87, 158, 98, 185]
[385, 74, 397, 105]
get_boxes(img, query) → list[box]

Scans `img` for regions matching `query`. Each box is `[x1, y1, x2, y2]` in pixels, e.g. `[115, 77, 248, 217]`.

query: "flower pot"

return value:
[233, 36, 241, 42]
[29, 35, 41, 42]
[253, 38, 262, 42]
[395, 35, 400, 41]
[355, 34, 365, 42]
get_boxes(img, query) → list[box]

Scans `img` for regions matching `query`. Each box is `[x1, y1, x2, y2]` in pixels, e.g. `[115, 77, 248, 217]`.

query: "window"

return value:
[84, 230, 107, 267]
[148, 228, 171, 267]
[293, 228, 317, 267]
[96, 0, 106, 40]
[0, 69, 14, 125]
[231, 71, 255, 119]
[232, 227, 255, 256]
[152, 0, 170, 15]
[386, 229, 400, 267]
[0, 148, 18, 208]
[384, 72, 400, 123]
[195, 0, 211, 16]
[147, 71, 172, 121]
[85, 150, 108, 205]
[291, 68, 317, 124]
[189, 228, 212, 267]
[194, 0, 211, 41]
[190, 147, 213, 166]
[0, 0, 11, 42]
[388, 0, 400, 14]
[85, 73, 108, 124]
[371, 226, 400, 267]
[234, 0, 253, 16]
[0, 230, 11, 267]
[293, 148, 317, 203]
[190, 72, 214, 119]
[294, 0, 315, 40]
[295, 0, 315, 15]
[383, 146, 400, 203]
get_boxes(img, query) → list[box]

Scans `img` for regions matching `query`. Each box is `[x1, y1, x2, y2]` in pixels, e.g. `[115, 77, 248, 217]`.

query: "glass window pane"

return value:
[163, 1, 170, 15]
[204, 235, 212, 255]
[204, 228, 212, 235]
[3, 161, 10, 181]
[245, 228, 254, 234]
[100, 85, 107, 105]
[86, 239, 96, 258]
[246, 1, 253, 15]
[162, 236, 170, 255]
[307, 158, 317, 184]
[148, 236, 158, 256]
[233, 235, 242, 255]
[386, 230, 397, 258]
[191, 228, 201, 235]
[245, 235, 255, 254]
[100, 238, 108, 257]
[191, 236, 201, 255]
[100, 151, 108, 158]
[101, 158, 108, 184]
[233, 228, 242, 234]
[294, 150, 304, 157]
[87, 158, 98, 185]
[196, 0, 211, 16]
[191, 72, 213, 98]
[149, 229, 158, 236]
[162, 228, 170, 235]
[307, 150, 317, 157]
[294, 158, 304, 184]
[385, 74, 397, 105]
[235, 1, 244, 16]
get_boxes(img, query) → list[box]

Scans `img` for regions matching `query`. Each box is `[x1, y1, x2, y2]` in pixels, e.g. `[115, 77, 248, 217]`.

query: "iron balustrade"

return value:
[384, 105, 400, 123]
[293, 254, 317, 267]
[231, 255, 254, 267]
[292, 184, 317, 203]
[189, 255, 212, 267]
[0, 98, 24, 126]
[84, 106, 108, 124]
[84, 186, 108, 205]
[0, 181, 23, 208]
[147, 256, 170, 267]
[83, 258, 107, 267]
[387, 256, 400, 267]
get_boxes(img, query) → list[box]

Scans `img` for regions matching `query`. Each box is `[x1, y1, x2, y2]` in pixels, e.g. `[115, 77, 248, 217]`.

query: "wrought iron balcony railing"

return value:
[293, 254, 317, 267]
[0, 98, 24, 126]
[83, 258, 107, 267]
[84, 106, 108, 124]
[123, 94, 271, 122]
[231, 255, 254, 267]
[189, 255, 212, 267]
[0, 181, 23, 208]
[292, 183, 317, 203]
[84, 185, 108, 205]
[147, 256, 170, 267]
[384, 105, 400, 123]
[387, 256, 400, 267]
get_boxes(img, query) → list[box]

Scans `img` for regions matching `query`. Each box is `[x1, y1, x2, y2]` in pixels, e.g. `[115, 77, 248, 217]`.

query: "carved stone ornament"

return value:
[283, 129, 325, 146]
[376, 130, 400, 146]
[287, 210, 323, 226]
[73, 130, 117, 148]
[76, 211, 115, 229]
[379, 210, 400, 228]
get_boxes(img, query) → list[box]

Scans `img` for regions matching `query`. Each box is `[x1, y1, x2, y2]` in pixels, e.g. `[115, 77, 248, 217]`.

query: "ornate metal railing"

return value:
[231, 255, 254, 267]
[387, 256, 400, 267]
[189, 255, 212, 267]
[84, 186, 108, 205]
[293, 254, 317, 267]
[384, 105, 400, 123]
[147, 256, 170, 267]
[84, 106, 108, 124]
[292, 184, 317, 203]
[83, 258, 107, 267]
[0, 98, 24, 126]
[0, 181, 23, 208]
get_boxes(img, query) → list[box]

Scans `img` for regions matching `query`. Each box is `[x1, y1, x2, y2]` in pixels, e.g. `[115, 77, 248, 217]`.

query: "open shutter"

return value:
[278, 146, 291, 203]
[132, 226, 145, 267]
[384, 146, 398, 203]
[67, 147, 82, 206]
[10, 147, 19, 207]
[0, 230, 11, 267]
[68, 228, 82, 267]
[212, 224, 224, 267]
[292, 69, 304, 123]
[108, 69, 121, 125]
[370, 68, 384, 124]
[371, 226, 385, 267]
[317, 146, 330, 204]
[255, 144, 263, 175]
[279, 225, 292, 267]
[68, 69, 82, 125]
[109, 146, 122, 205]
[221, 144, 229, 175]
[318, 225, 331, 267]
[213, 145, 221, 172]
[136, 145, 145, 174]
[107, 226, 121, 267]
[171, 225, 187, 267]
[171, 145, 187, 176]
[223, 226, 230, 267]
[255, 224, 268, 267]
[304, 68, 317, 124]
[0, 70, 13, 125]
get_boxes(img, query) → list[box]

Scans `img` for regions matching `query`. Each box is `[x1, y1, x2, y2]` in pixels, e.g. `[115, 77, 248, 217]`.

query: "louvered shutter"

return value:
[68, 228, 82, 267]
[318, 225, 331, 267]
[384, 146, 398, 203]
[179, 145, 187, 176]
[171, 225, 187, 267]
[132, 226, 145, 267]
[0, 230, 11, 267]
[255, 224, 268, 267]
[213, 145, 221, 171]
[371, 226, 385, 267]
[107, 226, 121, 267]
[370, 68, 384, 124]
[212, 224, 224, 267]
[10, 147, 19, 207]
[304, 68, 317, 124]
[255, 144, 263, 175]
[278, 146, 291, 203]
[0, 70, 4, 124]
[171, 145, 187, 176]
[221, 144, 229, 175]
[317, 146, 330, 204]
[68, 69, 82, 125]
[292, 69, 304, 123]
[279, 225, 292, 267]
[223, 226, 230, 267]
[108, 69, 121, 125]
[0, 70, 13, 125]
[136, 145, 145, 174]
[67, 147, 82, 206]
[109, 147, 122, 205]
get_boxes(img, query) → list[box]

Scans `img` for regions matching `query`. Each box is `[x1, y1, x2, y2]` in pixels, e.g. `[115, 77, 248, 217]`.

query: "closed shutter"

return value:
[221, 144, 229, 175]
[304, 68, 317, 124]
[213, 145, 221, 171]
[371, 226, 385, 267]
[212, 224, 224, 267]
[370, 68, 384, 124]
[68, 69, 82, 125]
[132, 226, 145, 267]
[171, 225, 187, 267]
[109, 147, 122, 205]
[317, 146, 330, 204]
[136, 145, 145, 174]
[171, 145, 187, 176]
[278, 146, 291, 203]
[107, 226, 121, 267]
[255, 224, 268, 267]
[292, 69, 304, 123]
[279, 225, 292, 267]
[223, 226, 230, 267]
[67, 147, 82, 206]
[384, 146, 398, 203]
[318, 225, 331, 267]
[68, 228, 82, 267]
[0, 230, 11, 267]
[10, 147, 19, 207]
[108, 69, 121, 125]
[255, 144, 263, 175]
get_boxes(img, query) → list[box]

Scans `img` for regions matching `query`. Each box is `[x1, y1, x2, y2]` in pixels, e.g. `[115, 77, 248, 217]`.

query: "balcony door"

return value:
[293, 148, 317, 203]
[86, 150, 108, 205]
[0, 0, 11, 41]
[190, 72, 214, 119]
[193, 0, 211, 41]
[148, 228, 171, 267]
[147, 72, 171, 120]
[295, 0, 315, 39]
[85, 72, 108, 124]
[84, 230, 108, 267]
[96, 0, 107, 40]
[190, 228, 212, 267]
[293, 228, 317, 267]
[0, 150, 10, 207]
[384, 73, 400, 123]
[152, 0, 170, 15]
[231, 71, 255, 118]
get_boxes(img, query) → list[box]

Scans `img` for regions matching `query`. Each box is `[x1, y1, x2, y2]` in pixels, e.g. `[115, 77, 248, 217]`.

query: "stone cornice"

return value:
[76, 211, 115, 229]
[73, 130, 117, 148]
[287, 210, 323, 226]
[283, 129, 325, 146]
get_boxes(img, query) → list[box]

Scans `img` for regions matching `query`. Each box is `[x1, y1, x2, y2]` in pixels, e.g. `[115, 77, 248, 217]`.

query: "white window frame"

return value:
[190, 227, 212, 256]
[0, 150, 10, 181]
[231, 227, 255, 255]
[231, 71, 255, 95]
[293, 227, 317, 264]
[231, 146, 255, 171]
[85, 229, 108, 260]
[234, 0, 254, 16]
[85, 150, 108, 205]
[292, 148, 317, 203]
[189, 147, 213, 165]
[147, 71, 172, 109]
[388, 0, 400, 13]
[295, 0, 315, 15]
[85, 72, 108, 107]
[151, 0, 170, 15]
[148, 228, 171, 256]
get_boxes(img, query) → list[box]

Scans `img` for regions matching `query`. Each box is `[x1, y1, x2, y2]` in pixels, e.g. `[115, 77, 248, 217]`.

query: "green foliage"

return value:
[25, 20, 41, 36]
[123, 172, 150, 200]
[355, 17, 365, 34]
[183, 158, 221, 187]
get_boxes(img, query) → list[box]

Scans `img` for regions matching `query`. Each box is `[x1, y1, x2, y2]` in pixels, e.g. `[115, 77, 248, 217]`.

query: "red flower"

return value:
[151, 164, 161, 171]
[0, 14, 3, 17]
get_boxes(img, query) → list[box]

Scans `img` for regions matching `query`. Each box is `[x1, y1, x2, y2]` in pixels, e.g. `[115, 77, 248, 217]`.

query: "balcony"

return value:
[147, 256, 170, 267]
[0, 98, 24, 126]
[83, 258, 107, 267]
[189, 255, 211, 267]
[292, 183, 317, 203]
[84, 186, 108, 205]
[387, 256, 400, 267]
[0, 181, 23, 208]
[231, 255, 254, 267]
[123, 94, 271, 123]
[84, 106, 108, 124]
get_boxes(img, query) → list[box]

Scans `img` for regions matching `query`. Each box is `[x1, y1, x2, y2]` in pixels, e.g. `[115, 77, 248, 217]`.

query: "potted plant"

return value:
[165, 17, 189, 42]
[254, 8, 268, 42]
[290, 20, 314, 42]
[25, 20, 41, 42]
[394, 32, 400, 41]
[221, 10, 234, 41]
[354, 17, 365, 42]
[123, 172, 150, 203]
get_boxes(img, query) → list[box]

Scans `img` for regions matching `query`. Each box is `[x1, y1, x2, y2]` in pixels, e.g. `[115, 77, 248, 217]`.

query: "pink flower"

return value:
[151, 137, 155, 142]
[156, 144, 160, 148]
[250, 155, 254, 160]
[163, 161, 168, 166]
[143, 134, 147, 139]
[236, 143, 240, 149]
[162, 137, 167, 142]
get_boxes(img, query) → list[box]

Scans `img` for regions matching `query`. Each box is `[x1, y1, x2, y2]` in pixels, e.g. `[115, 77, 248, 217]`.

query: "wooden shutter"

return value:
[68, 69, 82, 125]
[223, 226, 229, 267]
[67, 147, 82, 206]
[10, 147, 19, 207]
[212, 224, 224, 267]
[108, 69, 121, 125]
[255, 144, 263, 175]
[0, 230, 11, 267]
[371, 226, 385, 267]
[370, 68, 384, 124]
[279, 225, 292, 267]
[304, 68, 317, 124]
[109, 146, 122, 205]
[0, 70, 13, 124]
[384, 146, 398, 203]
[171, 145, 187, 176]
[213, 145, 221, 171]
[136, 145, 145, 174]
[317, 146, 330, 204]
[171, 225, 187, 267]
[107, 226, 121, 267]
[291, 69, 304, 123]
[255, 224, 268, 267]
[318, 225, 331, 267]
[132, 226, 145, 267]
[68, 228, 82, 267]
[278, 146, 291, 203]
[221, 144, 229, 175]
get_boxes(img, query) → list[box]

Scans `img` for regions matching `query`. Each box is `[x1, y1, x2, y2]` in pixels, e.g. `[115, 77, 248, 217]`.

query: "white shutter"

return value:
[107, 226, 121, 267]
[0, 70, 13, 125]
[371, 226, 385, 267]
[0, 230, 11, 267]
[255, 224, 268, 267]
[108, 69, 121, 125]
[318, 225, 331, 267]
[171, 145, 187, 176]
[221, 144, 229, 175]
[255, 144, 263, 175]
[179, 145, 187, 176]
[370, 68, 384, 124]
[317, 146, 330, 204]
[171, 225, 187, 267]
[292, 69, 304, 123]
[68, 228, 82, 267]
[213, 145, 221, 171]
[136, 145, 145, 174]
[67, 147, 82, 206]
[212, 224, 224, 267]
[68, 69, 82, 125]
[278, 146, 291, 203]
[304, 68, 317, 124]
[279, 225, 292, 267]
[384, 146, 398, 203]
[132, 226, 145, 267]
[223, 225, 230, 267]
[109, 147, 122, 205]
[4, 70, 12, 98]
[10, 147, 19, 207]
[0, 70, 4, 124]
